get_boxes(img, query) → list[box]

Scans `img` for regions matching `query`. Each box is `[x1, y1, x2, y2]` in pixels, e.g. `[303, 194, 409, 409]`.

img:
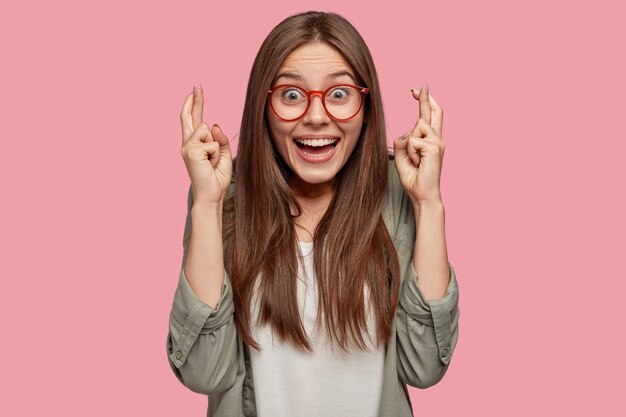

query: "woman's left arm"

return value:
[393, 189, 460, 388]
[393, 85, 460, 387]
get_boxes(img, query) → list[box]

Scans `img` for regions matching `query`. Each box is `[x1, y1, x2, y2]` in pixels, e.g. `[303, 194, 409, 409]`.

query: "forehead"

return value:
[274, 41, 356, 84]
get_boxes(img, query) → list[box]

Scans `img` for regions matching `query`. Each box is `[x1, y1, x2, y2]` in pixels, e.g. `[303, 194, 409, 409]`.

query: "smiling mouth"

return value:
[294, 137, 339, 156]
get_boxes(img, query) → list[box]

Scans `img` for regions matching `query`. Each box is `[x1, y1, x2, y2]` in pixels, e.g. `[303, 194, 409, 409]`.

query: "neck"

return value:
[290, 176, 335, 202]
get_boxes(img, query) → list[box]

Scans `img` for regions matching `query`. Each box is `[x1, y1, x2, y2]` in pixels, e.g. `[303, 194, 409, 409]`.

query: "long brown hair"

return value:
[223, 11, 400, 353]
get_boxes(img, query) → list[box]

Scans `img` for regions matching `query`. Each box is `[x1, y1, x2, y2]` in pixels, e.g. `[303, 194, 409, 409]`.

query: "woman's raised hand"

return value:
[180, 85, 233, 205]
[393, 85, 446, 205]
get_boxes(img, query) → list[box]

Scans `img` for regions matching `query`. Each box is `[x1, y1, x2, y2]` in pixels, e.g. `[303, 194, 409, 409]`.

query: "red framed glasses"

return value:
[267, 83, 369, 122]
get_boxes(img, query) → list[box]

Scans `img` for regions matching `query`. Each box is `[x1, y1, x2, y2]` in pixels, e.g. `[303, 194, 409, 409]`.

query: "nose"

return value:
[302, 93, 330, 126]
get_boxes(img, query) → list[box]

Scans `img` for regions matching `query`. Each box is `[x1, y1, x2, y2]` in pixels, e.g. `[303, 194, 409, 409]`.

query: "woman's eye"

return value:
[329, 87, 350, 100]
[282, 88, 304, 101]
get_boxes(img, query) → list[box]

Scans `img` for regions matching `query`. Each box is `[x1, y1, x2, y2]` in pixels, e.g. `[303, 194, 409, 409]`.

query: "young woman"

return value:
[167, 10, 459, 417]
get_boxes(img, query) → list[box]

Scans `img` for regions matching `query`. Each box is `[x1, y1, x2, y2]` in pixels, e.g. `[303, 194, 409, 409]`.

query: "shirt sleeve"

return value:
[396, 257, 460, 388]
[165, 184, 239, 395]
[387, 159, 461, 388]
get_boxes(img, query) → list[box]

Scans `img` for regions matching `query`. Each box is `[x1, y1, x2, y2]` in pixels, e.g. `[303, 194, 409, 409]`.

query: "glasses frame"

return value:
[267, 83, 369, 122]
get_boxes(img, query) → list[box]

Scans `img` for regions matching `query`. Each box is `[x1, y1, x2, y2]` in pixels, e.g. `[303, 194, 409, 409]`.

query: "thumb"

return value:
[211, 124, 232, 159]
[393, 130, 411, 158]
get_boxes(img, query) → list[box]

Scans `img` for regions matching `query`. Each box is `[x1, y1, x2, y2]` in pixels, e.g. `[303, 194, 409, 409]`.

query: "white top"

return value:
[248, 241, 386, 417]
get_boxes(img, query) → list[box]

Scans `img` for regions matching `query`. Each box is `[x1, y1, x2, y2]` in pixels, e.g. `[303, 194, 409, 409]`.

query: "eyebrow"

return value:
[274, 70, 356, 83]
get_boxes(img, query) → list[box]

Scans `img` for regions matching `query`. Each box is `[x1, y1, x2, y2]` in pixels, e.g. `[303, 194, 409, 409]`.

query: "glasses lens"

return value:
[271, 85, 363, 120]
[271, 86, 308, 120]
[324, 85, 362, 120]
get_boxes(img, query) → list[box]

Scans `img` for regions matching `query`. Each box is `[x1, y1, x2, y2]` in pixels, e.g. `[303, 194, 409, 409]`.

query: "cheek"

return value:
[267, 120, 295, 159]
[266, 118, 283, 147]
[342, 121, 365, 154]
[267, 112, 291, 138]
[347, 119, 365, 141]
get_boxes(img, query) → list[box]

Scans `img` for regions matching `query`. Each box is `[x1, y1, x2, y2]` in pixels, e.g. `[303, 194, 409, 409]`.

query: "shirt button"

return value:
[175, 350, 182, 360]
[441, 347, 449, 358]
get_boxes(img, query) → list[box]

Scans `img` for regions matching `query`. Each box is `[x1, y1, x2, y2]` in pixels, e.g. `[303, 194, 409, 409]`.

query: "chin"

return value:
[290, 162, 341, 185]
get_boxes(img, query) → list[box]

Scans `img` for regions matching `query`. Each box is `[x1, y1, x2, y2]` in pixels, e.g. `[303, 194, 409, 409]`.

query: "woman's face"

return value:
[266, 41, 365, 191]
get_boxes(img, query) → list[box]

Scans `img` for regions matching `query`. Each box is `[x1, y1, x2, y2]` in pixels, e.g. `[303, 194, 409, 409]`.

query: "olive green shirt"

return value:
[166, 157, 460, 416]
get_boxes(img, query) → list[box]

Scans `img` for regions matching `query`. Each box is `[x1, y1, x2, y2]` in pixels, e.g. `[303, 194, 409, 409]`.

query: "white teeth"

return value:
[295, 138, 338, 147]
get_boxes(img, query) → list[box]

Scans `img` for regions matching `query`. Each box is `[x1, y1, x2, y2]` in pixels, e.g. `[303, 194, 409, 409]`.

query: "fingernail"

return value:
[411, 89, 420, 99]
[425, 83, 429, 94]
[213, 124, 221, 132]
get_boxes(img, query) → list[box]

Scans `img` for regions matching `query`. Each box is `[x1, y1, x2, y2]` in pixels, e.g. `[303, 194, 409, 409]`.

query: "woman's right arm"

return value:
[166, 85, 238, 395]
[167, 187, 238, 394]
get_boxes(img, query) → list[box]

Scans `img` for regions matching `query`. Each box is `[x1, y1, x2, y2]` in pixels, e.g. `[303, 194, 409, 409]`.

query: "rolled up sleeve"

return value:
[166, 268, 238, 394]
[402, 260, 459, 352]
[396, 260, 460, 388]
[396, 259, 459, 388]
[167, 267, 234, 367]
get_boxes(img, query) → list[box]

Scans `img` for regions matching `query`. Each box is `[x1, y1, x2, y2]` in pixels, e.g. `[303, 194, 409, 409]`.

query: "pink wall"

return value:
[1, 0, 624, 415]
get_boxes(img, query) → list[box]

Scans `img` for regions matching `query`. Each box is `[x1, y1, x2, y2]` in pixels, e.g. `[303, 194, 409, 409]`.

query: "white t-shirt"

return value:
[249, 241, 386, 417]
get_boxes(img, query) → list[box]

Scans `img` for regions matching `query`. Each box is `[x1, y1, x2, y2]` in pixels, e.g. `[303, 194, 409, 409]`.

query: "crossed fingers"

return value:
[180, 85, 213, 145]
[411, 85, 443, 139]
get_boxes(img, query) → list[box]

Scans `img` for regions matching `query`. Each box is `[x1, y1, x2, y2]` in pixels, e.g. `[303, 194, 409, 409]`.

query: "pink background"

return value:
[2, 0, 624, 415]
